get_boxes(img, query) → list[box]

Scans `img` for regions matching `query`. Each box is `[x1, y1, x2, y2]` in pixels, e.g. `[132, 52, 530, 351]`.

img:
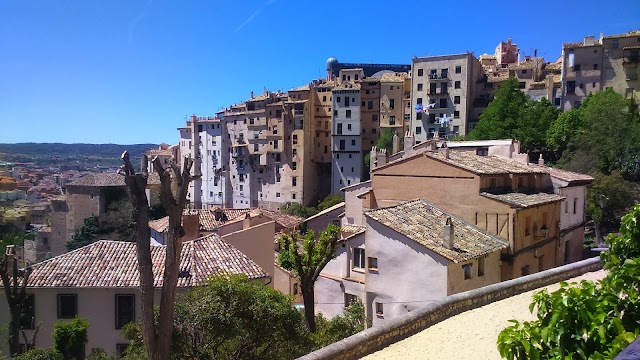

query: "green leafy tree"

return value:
[317, 194, 344, 212]
[497, 204, 640, 359]
[312, 300, 365, 348]
[279, 224, 341, 332]
[364, 128, 396, 170]
[13, 348, 63, 360]
[514, 97, 559, 154]
[281, 202, 319, 219]
[67, 216, 100, 251]
[547, 107, 583, 157]
[557, 89, 640, 180]
[468, 77, 528, 143]
[52, 318, 89, 360]
[586, 171, 636, 243]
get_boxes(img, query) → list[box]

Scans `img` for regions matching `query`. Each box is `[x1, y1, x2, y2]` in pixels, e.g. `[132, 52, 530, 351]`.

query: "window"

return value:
[337, 123, 343, 134]
[463, 264, 472, 280]
[611, 39, 619, 49]
[417, 83, 423, 91]
[339, 140, 346, 150]
[337, 96, 341, 103]
[389, 116, 396, 125]
[454, 111, 460, 119]
[239, 184, 243, 192]
[441, 68, 448, 78]
[347, 123, 352, 131]
[292, 162, 297, 170]
[455, 65, 462, 74]
[593, 63, 598, 70]
[416, 112, 422, 120]
[573, 64, 581, 71]
[345, 97, 350, 106]
[573, 198, 578, 214]
[417, 97, 423, 104]
[555, 97, 561, 106]
[351, 139, 356, 146]
[322, 95, 326, 102]
[565, 200, 569, 213]
[115, 294, 135, 329]
[567, 81, 576, 94]
[276, 192, 281, 197]
[346, 110, 352, 118]
[439, 98, 447, 108]
[375, 302, 384, 316]
[522, 69, 528, 74]
[389, 99, 395, 109]
[21, 294, 35, 330]
[57, 294, 78, 319]
[519, 82, 526, 89]
[368, 257, 378, 270]
[292, 135, 298, 145]
[333, 110, 338, 116]
[292, 177, 297, 186]
[276, 110, 282, 118]
[521, 265, 531, 276]
[525, 216, 532, 236]
[415, 126, 422, 134]
[478, 256, 485, 277]
[440, 82, 448, 94]
[417, 68, 424, 76]
[345, 293, 358, 307]
[454, 96, 460, 104]
[353, 248, 365, 269]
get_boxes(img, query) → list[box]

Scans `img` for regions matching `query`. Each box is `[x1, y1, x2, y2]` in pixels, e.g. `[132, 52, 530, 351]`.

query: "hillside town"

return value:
[1, 27, 640, 360]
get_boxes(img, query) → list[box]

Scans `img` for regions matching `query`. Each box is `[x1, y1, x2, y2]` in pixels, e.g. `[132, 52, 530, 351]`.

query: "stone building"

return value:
[331, 81, 362, 193]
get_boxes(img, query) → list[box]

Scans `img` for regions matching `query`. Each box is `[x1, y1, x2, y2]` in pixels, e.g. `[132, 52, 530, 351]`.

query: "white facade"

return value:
[226, 113, 251, 209]
[331, 86, 362, 194]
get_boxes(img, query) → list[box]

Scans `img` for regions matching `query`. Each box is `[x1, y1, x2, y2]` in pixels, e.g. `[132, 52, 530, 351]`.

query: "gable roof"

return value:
[27, 236, 268, 288]
[425, 151, 547, 175]
[481, 192, 565, 208]
[365, 200, 508, 263]
[303, 202, 345, 222]
[527, 164, 594, 184]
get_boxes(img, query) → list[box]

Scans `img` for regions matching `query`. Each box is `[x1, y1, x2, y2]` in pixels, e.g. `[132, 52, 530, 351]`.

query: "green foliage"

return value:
[67, 216, 101, 251]
[312, 300, 365, 348]
[0, 231, 25, 256]
[281, 202, 318, 219]
[52, 318, 89, 360]
[514, 98, 559, 153]
[557, 89, 640, 180]
[364, 128, 396, 170]
[586, 172, 636, 233]
[547, 107, 583, 156]
[12, 348, 63, 360]
[497, 205, 640, 359]
[317, 194, 344, 212]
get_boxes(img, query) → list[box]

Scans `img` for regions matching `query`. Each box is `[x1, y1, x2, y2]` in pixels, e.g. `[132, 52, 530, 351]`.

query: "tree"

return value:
[317, 194, 344, 212]
[514, 97, 559, 155]
[497, 205, 640, 359]
[281, 202, 318, 219]
[364, 128, 396, 170]
[557, 89, 640, 180]
[52, 318, 89, 360]
[547, 107, 583, 158]
[278, 224, 341, 332]
[0, 245, 33, 356]
[468, 77, 528, 142]
[119, 151, 196, 360]
[586, 172, 636, 244]
[13, 348, 63, 360]
[312, 300, 365, 348]
[67, 215, 101, 251]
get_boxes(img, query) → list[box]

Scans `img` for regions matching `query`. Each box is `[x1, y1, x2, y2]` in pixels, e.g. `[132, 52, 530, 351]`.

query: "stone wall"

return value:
[298, 257, 602, 360]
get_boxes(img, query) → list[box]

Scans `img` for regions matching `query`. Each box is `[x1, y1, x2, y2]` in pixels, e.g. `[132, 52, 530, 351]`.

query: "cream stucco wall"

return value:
[343, 181, 371, 226]
[446, 251, 502, 295]
[222, 221, 276, 282]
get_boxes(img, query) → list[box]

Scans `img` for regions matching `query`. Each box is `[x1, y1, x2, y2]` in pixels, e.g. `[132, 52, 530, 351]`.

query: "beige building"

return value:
[0, 236, 268, 357]
[561, 30, 640, 110]
[411, 53, 484, 141]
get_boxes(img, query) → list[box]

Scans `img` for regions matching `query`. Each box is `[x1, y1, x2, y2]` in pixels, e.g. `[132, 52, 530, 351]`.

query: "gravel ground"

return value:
[363, 270, 606, 360]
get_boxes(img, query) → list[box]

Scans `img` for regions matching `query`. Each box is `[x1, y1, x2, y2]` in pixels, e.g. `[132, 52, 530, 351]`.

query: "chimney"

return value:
[538, 154, 544, 166]
[404, 131, 415, 154]
[243, 213, 252, 230]
[378, 148, 388, 167]
[370, 146, 378, 172]
[443, 217, 454, 249]
[213, 208, 224, 221]
[250, 91, 254, 99]
[181, 213, 200, 241]
[392, 131, 400, 154]
[584, 35, 595, 46]
[442, 142, 450, 159]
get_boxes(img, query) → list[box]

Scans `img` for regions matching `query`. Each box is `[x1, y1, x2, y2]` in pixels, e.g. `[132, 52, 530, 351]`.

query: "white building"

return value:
[331, 82, 362, 193]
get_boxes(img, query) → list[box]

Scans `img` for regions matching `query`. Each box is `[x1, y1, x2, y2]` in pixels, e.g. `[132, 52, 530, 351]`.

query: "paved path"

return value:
[363, 270, 606, 360]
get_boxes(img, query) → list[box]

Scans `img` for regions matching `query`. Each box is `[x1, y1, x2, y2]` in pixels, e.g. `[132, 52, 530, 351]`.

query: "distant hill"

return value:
[0, 143, 160, 167]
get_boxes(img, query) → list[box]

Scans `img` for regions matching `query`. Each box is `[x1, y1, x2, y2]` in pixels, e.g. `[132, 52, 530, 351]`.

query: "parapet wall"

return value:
[298, 257, 602, 360]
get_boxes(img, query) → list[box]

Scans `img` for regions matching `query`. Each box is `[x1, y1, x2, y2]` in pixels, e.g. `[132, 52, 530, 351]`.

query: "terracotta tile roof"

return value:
[544, 62, 562, 71]
[67, 172, 160, 187]
[256, 208, 303, 229]
[487, 72, 509, 83]
[333, 81, 361, 90]
[480, 192, 565, 208]
[340, 224, 365, 241]
[528, 164, 594, 184]
[426, 151, 548, 175]
[290, 84, 310, 91]
[380, 73, 408, 82]
[509, 58, 543, 70]
[27, 237, 268, 288]
[365, 200, 507, 263]
[183, 208, 251, 231]
[149, 217, 170, 233]
[603, 30, 640, 39]
[246, 92, 271, 102]
[563, 41, 601, 49]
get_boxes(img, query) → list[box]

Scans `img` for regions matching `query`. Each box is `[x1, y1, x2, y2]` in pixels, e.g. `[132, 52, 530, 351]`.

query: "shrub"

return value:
[13, 348, 63, 360]
[52, 318, 89, 360]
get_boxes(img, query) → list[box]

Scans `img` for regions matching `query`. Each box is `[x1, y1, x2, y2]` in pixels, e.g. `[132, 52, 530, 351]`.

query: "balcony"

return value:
[427, 73, 449, 82]
[232, 148, 246, 158]
[623, 55, 639, 64]
[294, 109, 304, 116]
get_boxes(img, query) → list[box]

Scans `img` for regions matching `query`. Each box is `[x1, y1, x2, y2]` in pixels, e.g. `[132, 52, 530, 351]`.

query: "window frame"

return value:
[115, 294, 136, 330]
[353, 248, 365, 269]
[57, 294, 78, 319]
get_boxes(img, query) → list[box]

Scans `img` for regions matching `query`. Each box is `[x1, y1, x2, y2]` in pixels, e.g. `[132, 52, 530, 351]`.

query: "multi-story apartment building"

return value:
[379, 72, 411, 134]
[411, 53, 484, 141]
[561, 30, 640, 110]
[359, 76, 381, 151]
[331, 81, 362, 193]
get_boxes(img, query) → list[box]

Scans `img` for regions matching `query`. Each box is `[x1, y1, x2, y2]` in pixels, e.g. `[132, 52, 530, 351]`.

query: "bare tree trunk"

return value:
[301, 281, 316, 332]
[120, 152, 195, 360]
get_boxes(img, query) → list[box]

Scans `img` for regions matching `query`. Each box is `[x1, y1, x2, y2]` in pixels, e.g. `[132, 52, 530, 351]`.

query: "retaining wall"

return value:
[298, 257, 602, 360]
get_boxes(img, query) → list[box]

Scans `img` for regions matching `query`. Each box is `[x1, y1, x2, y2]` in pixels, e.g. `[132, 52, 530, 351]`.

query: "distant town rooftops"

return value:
[333, 81, 361, 90]
[480, 192, 565, 208]
[26, 237, 269, 288]
[509, 58, 543, 70]
[425, 151, 547, 175]
[603, 29, 640, 39]
[67, 172, 160, 187]
[365, 200, 508, 263]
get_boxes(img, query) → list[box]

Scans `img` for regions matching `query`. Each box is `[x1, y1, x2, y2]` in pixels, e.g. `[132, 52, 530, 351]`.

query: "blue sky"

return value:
[1, 0, 638, 145]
